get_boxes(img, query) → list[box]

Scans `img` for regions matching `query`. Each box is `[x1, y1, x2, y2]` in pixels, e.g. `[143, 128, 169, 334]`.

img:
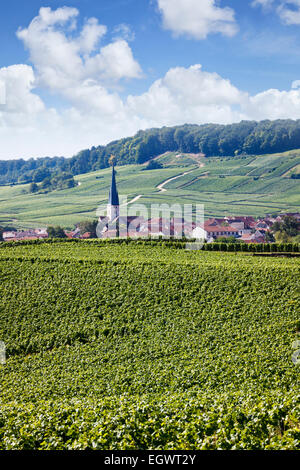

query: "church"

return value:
[98, 166, 144, 238]
[98, 165, 197, 239]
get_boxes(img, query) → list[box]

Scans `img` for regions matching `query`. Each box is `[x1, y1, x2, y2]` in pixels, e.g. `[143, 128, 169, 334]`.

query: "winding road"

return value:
[123, 165, 201, 206]
[121, 194, 143, 207]
[156, 168, 196, 193]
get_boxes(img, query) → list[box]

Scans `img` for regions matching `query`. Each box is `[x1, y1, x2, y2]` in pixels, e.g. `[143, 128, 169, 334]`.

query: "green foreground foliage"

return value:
[0, 240, 299, 449]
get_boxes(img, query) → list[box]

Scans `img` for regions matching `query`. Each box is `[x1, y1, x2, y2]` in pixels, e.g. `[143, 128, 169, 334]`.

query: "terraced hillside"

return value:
[0, 150, 299, 228]
[0, 240, 299, 449]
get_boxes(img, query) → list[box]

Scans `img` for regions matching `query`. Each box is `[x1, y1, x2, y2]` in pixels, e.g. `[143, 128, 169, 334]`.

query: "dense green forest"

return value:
[2, 119, 300, 185]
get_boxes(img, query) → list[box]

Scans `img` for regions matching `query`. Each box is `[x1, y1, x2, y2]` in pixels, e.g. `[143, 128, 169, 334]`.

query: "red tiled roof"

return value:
[80, 232, 91, 239]
[204, 222, 239, 233]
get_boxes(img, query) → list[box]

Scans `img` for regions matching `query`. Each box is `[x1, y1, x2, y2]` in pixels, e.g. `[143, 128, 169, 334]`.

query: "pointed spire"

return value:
[108, 165, 119, 206]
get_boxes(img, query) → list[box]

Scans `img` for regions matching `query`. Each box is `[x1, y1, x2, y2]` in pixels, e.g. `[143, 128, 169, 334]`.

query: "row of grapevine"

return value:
[0, 242, 299, 449]
[0, 238, 299, 252]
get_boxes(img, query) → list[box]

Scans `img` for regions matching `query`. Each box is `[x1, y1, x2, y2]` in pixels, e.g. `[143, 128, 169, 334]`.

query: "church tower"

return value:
[107, 165, 119, 222]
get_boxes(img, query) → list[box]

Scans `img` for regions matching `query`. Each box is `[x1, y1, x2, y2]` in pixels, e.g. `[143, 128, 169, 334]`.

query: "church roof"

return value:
[108, 166, 119, 206]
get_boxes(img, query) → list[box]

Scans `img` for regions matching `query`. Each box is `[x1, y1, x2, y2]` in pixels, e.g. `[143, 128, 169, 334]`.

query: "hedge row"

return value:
[0, 238, 299, 253]
[201, 242, 300, 253]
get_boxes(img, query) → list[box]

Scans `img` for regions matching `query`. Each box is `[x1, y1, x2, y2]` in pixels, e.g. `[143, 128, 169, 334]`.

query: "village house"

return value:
[3, 228, 48, 241]
[4, 171, 298, 243]
[99, 167, 197, 239]
[240, 230, 266, 244]
[96, 168, 286, 242]
[199, 218, 240, 240]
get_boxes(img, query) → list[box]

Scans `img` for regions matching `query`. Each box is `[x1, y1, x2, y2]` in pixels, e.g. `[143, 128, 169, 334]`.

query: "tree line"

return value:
[2, 119, 300, 185]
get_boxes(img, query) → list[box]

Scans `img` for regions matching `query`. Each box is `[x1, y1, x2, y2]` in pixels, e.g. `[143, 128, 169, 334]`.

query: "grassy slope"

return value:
[0, 150, 300, 228]
[0, 241, 299, 449]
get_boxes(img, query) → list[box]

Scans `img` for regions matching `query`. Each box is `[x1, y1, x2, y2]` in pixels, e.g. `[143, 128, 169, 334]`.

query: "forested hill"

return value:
[2, 119, 300, 185]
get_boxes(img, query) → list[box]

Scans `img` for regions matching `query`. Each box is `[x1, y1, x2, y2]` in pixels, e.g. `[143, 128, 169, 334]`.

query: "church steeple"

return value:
[107, 165, 119, 221]
[108, 165, 119, 206]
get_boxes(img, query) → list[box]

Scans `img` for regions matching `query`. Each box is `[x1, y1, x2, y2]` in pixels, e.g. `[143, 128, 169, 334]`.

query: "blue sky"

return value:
[1, 0, 300, 159]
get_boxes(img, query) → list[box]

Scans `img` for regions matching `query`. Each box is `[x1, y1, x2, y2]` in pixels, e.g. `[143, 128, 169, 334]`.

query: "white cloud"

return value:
[251, 0, 274, 9]
[127, 65, 246, 126]
[157, 0, 238, 39]
[17, 6, 142, 92]
[292, 79, 300, 88]
[77, 18, 107, 54]
[113, 24, 135, 42]
[0, 79, 5, 105]
[277, 1, 300, 25]
[253, 0, 300, 25]
[127, 64, 300, 125]
[0, 65, 45, 127]
[245, 87, 300, 120]
[0, 64, 62, 158]
[37, 6, 80, 27]
[85, 40, 142, 82]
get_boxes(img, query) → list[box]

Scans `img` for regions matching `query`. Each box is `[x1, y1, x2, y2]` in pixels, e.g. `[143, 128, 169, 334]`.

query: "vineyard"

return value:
[0, 240, 299, 449]
[1, 151, 300, 229]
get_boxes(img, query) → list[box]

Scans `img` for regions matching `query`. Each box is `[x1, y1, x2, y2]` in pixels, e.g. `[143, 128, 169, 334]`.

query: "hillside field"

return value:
[0, 150, 299, 229]
[0, 240, 299, 449]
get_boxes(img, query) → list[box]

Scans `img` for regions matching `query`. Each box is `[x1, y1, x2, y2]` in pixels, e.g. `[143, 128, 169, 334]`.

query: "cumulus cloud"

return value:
[17, 6, 142, 92]
[245, 87, 300, 120]
[157, 0, 238, 39]
[85, 40, 142, 82]
[0, 65, 45, 127]
[127, 64, 300, 125]
[127, 65, 246, 126]
[277, 0, 300, 25]
[77, 18, 107, 54]
[0, 64, 62, 158]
